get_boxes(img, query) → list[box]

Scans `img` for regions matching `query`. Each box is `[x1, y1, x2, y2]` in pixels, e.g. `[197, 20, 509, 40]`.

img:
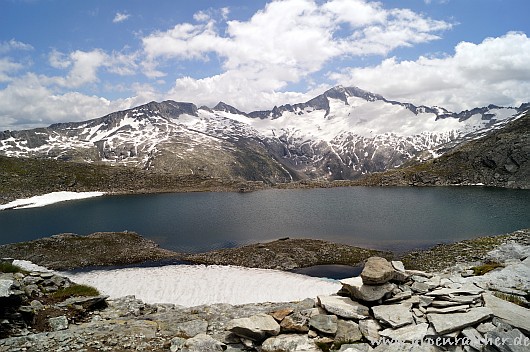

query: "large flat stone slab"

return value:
[425, 286, 484, 296]
[380, 322, 429, 343]
[371, 303, 413, 328]
[427, 307, 492, 335]
[226, 313, 280, 341]
[483, 292, 530, 335]
[317, 295, 369, 320]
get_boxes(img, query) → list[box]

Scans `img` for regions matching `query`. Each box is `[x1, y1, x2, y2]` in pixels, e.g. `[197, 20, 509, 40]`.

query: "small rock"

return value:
[48, 316, 69, 331]
[411, 281, 430, 293]
[380, 322, 429, 342]
[170, 337, 186, 352]
[371, 303, 414, 328]
[0, 279, 14, 297]
[308, 314, 338, 334]
[270, 308, 293, 322]
[361, 257, 395, 285]
[261, 334, 320, 352]
[226, 313, 280, 341]
[317, 295, 369, 319]
[180, 333, 226, 352]
[335, 319, 363, 343]
[391, 261, 406, 272]
[340, 277, 395, 302]
[425, 305, 469, 314]
[173, 319, 209, 338]
[280, 312, 309, 333]
[358, 319, 382, 343]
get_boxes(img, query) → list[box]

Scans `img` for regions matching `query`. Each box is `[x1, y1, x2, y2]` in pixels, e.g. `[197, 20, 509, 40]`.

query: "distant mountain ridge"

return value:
[0, 86, 528, 183]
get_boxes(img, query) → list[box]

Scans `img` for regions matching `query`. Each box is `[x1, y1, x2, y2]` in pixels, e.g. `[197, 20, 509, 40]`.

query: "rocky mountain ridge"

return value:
[355, 112, 530, 189]
[1, 86, 527, 182]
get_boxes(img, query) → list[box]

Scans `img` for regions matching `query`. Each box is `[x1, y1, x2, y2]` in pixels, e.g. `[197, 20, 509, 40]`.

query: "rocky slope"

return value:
[1, 236, 529, 352]
[354, 112, 530, 189]
[1, 86, 527, 183]
[0, 155, 268, 205]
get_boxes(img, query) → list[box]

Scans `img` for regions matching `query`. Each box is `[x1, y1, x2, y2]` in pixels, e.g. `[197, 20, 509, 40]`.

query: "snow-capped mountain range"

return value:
[0, 86, 527, 182]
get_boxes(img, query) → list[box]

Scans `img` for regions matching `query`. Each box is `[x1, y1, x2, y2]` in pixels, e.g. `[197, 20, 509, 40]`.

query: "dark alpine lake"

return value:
[1, 187, 529, 253]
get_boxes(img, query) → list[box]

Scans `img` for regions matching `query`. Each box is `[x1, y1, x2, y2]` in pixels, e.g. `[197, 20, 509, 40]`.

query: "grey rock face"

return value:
[226, 313, 280, 341]
[361, 257, 395, 285]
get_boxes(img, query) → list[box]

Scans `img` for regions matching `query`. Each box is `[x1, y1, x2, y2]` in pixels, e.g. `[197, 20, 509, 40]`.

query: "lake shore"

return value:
[1, 229, 529, 351]
[0, 229, 528, 273]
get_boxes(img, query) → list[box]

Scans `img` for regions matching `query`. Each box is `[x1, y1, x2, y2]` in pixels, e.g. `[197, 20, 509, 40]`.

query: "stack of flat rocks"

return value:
[216, 255, 529, 352]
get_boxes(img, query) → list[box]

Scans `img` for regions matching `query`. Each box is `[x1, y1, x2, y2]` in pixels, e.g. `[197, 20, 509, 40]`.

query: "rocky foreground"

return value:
[1, 235, 529, 351]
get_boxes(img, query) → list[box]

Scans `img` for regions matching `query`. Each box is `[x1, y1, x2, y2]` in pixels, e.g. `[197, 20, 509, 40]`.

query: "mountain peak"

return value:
[213, 102, 248, 116]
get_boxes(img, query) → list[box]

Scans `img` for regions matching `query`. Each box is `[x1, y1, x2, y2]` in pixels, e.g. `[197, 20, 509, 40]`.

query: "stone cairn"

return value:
[220, 256, 529, 352]
[1, 256, 529, 351]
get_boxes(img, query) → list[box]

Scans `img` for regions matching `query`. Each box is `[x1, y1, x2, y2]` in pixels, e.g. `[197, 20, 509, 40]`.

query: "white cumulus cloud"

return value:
[143, 0, 452, 112]
[329, 32, 530, 111]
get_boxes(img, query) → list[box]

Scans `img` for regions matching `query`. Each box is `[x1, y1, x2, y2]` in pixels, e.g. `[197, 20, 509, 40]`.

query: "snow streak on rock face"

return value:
[0, 86, 526, 180]
[61, 265, 341, 307]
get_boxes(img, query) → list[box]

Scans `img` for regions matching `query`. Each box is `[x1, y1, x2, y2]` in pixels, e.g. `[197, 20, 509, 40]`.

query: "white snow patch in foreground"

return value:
[61, 265, 341, 307]
[0, 191, 104, 210]
[13, 260, 54, 273]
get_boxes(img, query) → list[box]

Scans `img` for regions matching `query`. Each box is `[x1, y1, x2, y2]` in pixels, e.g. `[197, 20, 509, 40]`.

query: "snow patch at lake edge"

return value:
[0, 191, 104, 210]
[12, 260, 341, 307]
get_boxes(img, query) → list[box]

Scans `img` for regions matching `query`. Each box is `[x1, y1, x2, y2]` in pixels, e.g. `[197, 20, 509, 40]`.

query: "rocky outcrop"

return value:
[357, 112, 530, 189]
[1, 241, 529, 351]
[0, 232, 180, 270]
[0, 259, 108, 339]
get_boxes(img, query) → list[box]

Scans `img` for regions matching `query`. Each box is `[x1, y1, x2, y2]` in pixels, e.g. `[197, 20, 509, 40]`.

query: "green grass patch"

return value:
[51, 284, 100, 300]
[471, 262, 503, 276]
[0, 262, 29, 274]
[494, 292, 527, 308]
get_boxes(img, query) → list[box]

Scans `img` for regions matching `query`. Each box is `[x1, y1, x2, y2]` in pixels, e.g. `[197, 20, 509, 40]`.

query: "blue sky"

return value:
[1, 0, 529, 131]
